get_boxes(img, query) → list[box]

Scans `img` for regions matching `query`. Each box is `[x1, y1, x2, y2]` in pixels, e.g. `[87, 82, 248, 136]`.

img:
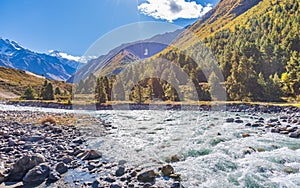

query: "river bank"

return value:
[4, 100, 300, 112]
[0, 110, 183, 187]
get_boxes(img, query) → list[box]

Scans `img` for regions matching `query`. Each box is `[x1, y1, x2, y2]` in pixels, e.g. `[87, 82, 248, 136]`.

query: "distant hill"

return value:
[0, 66, 72, 99]
[0, 38, 82, 81]
[67, 29, 183, 83]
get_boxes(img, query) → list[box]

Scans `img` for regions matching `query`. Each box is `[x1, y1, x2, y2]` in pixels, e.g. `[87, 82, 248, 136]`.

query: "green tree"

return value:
[42, 83, 54, 100]
[112, 78, 125, 101]
[22, 85, 35, 100]
[95, 77, 107, 104]
[54, 87, 61, 95]
[282, 51, 300, 96]
[76, 79, 85, 94]
[131, 84, 143, 104]
[208, 72, 223, 100]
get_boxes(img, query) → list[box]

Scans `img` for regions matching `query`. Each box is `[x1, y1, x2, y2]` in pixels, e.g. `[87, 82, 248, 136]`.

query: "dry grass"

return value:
[39, 116, 57, 125]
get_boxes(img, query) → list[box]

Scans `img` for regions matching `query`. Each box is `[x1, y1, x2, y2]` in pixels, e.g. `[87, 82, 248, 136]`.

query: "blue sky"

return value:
[0, 0, 218, 57]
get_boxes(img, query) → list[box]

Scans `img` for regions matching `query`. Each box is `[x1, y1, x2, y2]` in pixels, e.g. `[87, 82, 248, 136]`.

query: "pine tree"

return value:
[208, 72, 223, 100]
[42, 83, 54, 100]
[54, 87, 61, 95]
[95, 77, 107, 104]
[76, 79, 85, 94]
[112, 78, 125, 101]
[131, 84, 143, 104]
[22, 85, 35, 100]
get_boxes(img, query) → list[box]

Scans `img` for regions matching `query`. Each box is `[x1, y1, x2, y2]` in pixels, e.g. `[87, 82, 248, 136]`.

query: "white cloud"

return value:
[138, 0, 212, 22]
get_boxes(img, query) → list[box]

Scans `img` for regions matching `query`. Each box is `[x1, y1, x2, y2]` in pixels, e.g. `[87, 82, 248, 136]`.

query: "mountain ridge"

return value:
[0, 38, 82, 81]
[67, 28, 184, 83]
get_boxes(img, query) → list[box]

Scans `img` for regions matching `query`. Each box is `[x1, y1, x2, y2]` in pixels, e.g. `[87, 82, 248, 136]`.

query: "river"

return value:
[1, 104, 300, 187]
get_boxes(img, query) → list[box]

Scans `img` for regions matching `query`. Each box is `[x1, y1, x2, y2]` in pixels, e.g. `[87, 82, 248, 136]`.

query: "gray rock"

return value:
[92, 180, 100, 188]
[23, 164, 50, 184]
[235, 119, 244, 123]
[73, 138, 84, 144]
[8, 139, 16, 147]
[137, 170, 156, 183]
[288, 132, 299, 138]
[104, 177, 116, 183]
[55, 162, 68, 174]
[243, 147, 256, 155]
[48, 170, 61, 182]
[62, 156, 72, 164]
[171, 182, 184, 188]
[226, 118, 234, 123]
[110, 184, 122, 188]
[161, 164, 174, 176]
[77, 150, 102, 160]
[26, 135, 45, 142]
[6, 154, 45, 181]
[115, 166, 125, 177]
[143, 183, 152, 188]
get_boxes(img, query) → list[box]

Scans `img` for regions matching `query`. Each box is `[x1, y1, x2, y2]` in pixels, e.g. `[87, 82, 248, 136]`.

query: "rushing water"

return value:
[87, 110, 300, 188]
[1, 104, 300, 187]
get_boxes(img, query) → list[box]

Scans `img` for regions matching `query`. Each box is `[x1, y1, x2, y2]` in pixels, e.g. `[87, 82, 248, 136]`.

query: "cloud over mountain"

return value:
[138, 0, 212, 22]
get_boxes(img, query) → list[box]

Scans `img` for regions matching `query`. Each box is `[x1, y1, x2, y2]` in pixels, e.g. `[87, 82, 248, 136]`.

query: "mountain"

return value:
[153, 0, 300, 101]
[48, 50, 84, 69]
[70, 0, 264, 84]
[160, 0, 262, 51]
[67, 28, 184, 83]
[0, 38, 81, 81]
[72, 0, 300, 103]
[0, 66, 71, 99]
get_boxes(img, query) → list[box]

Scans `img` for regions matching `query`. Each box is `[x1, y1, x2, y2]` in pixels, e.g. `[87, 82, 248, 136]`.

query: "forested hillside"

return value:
[205, 0, 300, 101]
[76, 0, 300, 104]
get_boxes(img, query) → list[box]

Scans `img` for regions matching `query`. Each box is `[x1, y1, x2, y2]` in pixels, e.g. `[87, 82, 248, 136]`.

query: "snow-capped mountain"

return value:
[48, 50, 84, 69]
[0, 38, 82, 81]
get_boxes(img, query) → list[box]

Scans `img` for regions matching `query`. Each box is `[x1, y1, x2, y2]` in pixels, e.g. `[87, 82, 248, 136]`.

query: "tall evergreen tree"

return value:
[22, 85, 35, 100]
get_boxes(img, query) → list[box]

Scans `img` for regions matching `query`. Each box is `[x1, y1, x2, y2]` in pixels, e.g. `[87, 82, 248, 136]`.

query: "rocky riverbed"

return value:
[0, 104, 299, 187]
[0, 110, 183, 187]
[225, 105, 300, 139]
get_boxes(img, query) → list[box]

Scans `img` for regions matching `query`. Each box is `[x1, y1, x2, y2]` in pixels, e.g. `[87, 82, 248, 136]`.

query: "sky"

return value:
[0, 0, 219, 57]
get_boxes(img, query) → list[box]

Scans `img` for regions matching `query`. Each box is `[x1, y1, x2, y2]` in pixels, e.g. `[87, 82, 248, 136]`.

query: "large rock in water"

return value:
[77, 150, 102, 160]
[23, 164, 50, 184]
[161, 164, 174, 176]
[6, 154, 45, 181]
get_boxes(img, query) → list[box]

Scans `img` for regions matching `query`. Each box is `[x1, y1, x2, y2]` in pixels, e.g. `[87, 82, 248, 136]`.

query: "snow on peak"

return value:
[48, 50, 95, 63]
[48, 50, 81, 62]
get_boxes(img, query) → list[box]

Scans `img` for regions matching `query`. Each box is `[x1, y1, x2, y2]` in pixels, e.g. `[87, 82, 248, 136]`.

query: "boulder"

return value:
[226, 118, 234, 123]
[235, 119, 244, 123]
[77, 150, 102, 160]
[110, 184, 122, 188]
[115, 166, 125, 177]
[243, 147, 256, 155]
[161, 165, 174, 176]
[55, 162, 68, 174]
[288, 132, 299, 138]
[23, 164, 50, 184]
[6, 154, 45, 181]
[48, 170, 61, 182]
[137, 170, 156, 182]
